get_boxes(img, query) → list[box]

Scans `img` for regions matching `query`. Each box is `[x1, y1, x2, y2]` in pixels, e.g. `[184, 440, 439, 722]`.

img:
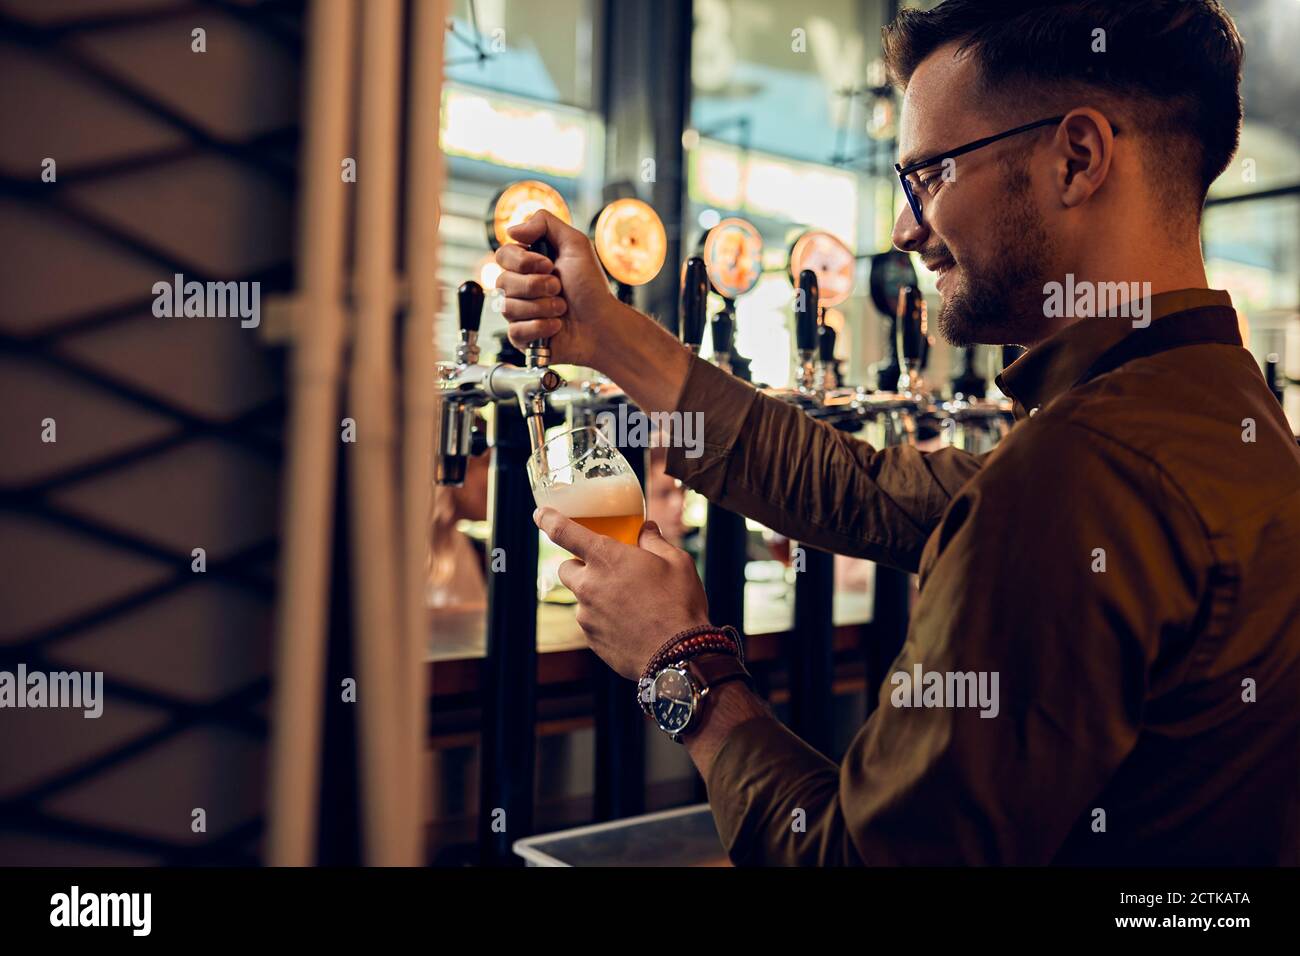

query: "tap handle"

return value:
[818, 322, 837, 363]
[896, 286, 924, 363]
[960, 344, 979, 375]
[712, 301, 735, 356]
[530, 237, 557, 262]
[526, 238, 558, 365]
[679, 256, 709, 349]
[1266, 352, 1285, 404]
[458, 281, 485, 333]
[795, 268, 820, 352]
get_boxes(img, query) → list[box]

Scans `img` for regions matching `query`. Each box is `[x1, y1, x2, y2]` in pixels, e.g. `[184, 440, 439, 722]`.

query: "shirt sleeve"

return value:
[664, 355, 984, 572]
[704, 419, 1209, 865]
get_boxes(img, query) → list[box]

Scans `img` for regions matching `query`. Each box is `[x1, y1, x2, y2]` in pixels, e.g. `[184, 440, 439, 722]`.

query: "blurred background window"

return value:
[1205, 0, 1300, 382]
[685, 0, 908, 390]
[437, 0, 606, 360]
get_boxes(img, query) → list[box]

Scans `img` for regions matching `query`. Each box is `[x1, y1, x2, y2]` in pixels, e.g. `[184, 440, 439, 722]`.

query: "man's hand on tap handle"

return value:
[494, 210, 692, 416]
[494, 209, 615, 368]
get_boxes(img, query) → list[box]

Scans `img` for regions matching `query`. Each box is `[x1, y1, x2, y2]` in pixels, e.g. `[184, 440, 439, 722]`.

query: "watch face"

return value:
[651, 668, 695, 735]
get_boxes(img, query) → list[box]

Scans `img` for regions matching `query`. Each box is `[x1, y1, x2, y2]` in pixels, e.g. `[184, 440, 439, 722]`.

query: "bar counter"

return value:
[427, 580, 875, 700]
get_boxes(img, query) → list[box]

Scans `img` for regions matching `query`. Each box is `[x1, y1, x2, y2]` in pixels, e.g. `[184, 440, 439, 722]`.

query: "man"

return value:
[494, 0, 1300, 864]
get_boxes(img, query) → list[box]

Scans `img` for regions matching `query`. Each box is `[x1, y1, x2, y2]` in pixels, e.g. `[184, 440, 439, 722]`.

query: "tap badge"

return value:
[487, 180, 572, 250]
[593, 198, 667, 286]
[789, 230, 855, 308]
[702, 217, 763, 300]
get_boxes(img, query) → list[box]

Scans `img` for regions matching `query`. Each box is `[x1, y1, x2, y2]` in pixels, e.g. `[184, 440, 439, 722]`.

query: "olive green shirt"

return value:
[666, 289, 1300, 865]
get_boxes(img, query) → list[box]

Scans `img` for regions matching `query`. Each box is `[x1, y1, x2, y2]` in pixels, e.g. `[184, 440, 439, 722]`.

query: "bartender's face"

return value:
[891, 43, 1057, 347]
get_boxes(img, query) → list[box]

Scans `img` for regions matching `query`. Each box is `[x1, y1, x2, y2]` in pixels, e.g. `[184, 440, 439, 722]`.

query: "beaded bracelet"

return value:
[640, 624, 743, 684]
[644, 628, 740, 676]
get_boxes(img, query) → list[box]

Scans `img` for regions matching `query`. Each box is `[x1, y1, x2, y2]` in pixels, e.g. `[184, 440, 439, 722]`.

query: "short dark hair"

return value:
[882, 0, 1244, 215]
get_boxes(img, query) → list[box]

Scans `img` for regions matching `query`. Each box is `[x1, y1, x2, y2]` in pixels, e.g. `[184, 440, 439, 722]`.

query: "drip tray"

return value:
[513, 804, 730, 867]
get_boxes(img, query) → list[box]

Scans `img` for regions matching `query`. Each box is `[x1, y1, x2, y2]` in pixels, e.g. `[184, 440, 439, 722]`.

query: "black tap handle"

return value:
[680, 256, 709, 348]
[526, 238, 558, 361]
[458, 281, 484, 333]
[952, 345, 986, 399]
[1265, 353, 1285, 404]
[795, 269, 820, 352]
[712, 302, 735, 356]
[818, 323, 837, 363]
[530, 237, 557, 263]
[896, 286, 924, 363]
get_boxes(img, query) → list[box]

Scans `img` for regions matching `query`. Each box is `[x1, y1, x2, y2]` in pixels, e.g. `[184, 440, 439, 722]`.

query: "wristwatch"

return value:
[638, 653, 753, 743]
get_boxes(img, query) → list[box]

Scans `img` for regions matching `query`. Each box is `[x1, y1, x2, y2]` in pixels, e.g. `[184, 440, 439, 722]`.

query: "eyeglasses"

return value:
[895, 115, 1068, 227]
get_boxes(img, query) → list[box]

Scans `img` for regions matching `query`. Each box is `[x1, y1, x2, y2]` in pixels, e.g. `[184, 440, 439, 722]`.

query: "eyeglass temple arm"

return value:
[896, 115, 1067, 175]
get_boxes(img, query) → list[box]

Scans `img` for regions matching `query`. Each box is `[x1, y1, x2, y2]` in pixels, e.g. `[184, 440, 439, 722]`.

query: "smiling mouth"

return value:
[930, 260, 956, 293]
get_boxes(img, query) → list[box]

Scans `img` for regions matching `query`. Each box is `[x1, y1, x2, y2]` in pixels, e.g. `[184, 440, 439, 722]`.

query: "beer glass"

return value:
[527, 426, 646, 546]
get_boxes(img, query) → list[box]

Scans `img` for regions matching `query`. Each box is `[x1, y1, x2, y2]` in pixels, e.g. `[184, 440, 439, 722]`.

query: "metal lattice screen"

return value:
[0, 0, 302, 865]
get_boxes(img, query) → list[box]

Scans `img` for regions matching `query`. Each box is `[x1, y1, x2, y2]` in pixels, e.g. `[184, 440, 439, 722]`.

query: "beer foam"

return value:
[533, 473, 644, 518]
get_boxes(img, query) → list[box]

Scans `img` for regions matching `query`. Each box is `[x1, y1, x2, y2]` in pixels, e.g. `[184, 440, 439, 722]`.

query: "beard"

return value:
[933, 163, 1056, 347]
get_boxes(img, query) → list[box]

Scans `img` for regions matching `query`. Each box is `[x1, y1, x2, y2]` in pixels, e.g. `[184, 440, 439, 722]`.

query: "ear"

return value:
[1051, 108, 1116, 210]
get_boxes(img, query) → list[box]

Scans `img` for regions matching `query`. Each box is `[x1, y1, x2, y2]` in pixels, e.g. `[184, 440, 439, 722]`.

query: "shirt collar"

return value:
[995, 288, 1234, 417]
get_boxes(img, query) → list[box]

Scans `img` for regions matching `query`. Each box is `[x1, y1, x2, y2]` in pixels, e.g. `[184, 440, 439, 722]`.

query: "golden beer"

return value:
[571, 512, 645, 546]
[533, 472, 646, 547]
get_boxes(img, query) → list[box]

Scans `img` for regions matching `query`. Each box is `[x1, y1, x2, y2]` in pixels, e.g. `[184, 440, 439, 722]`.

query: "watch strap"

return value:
[685, 653, 753, 696]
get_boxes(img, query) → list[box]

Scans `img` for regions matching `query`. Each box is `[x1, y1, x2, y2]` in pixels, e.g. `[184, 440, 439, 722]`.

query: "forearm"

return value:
[594, 300, 979, 567]
[596, 301, 694, 416]
[666, 357, 981, 567]
[690, 683, 858, 865]
[682, 681, 774, 783]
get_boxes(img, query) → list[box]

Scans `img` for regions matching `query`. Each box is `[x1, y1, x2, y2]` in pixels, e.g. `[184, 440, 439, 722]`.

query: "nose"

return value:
[891, 202, 929, 254]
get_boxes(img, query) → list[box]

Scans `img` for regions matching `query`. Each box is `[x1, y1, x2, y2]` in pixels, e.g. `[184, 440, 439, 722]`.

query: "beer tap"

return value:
[434, 275, 564, 487]
[817, 322, 837, 392]
[951, 345, 987, 401]
[679, 255, 717, 366]
[435, 281, 488, 486]
[680, 256, 709, 357]
[944, 346, 1015, 454]
[895, 285, 929, 401]
[711, 299, 737, 376]
[794, 268, 821, 401]
[522, 237, 561, 458]
[1265, 353, 1286, 406]
[697, 217, 762, 381]
[772, 267, 831, 414]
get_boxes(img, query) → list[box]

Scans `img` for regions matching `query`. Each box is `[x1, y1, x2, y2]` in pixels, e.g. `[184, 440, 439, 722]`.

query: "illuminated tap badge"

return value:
[487, 180, 573, 250]
[702, 217, 763, 300]
[593, 198, 667, 286]
[789, 230, 855, 308]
